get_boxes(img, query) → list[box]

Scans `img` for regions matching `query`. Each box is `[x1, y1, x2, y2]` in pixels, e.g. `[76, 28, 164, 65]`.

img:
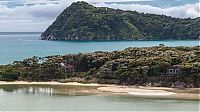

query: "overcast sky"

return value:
[0, 0, 199, 32]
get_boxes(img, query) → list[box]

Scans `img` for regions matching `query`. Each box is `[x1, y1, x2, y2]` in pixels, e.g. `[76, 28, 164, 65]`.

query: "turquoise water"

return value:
[0, 32, 199, 64]
[0, 33, 199, 111]
[0, 85, 199, 111]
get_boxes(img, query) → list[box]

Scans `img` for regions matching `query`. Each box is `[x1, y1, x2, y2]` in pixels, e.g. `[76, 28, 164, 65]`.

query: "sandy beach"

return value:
[98, 86, 200, 100]
[0, 81, 199, 100]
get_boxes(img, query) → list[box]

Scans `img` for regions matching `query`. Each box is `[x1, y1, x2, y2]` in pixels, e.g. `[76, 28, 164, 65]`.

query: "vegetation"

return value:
[41, 1, 200, 40]
[0, 46, 199, 88]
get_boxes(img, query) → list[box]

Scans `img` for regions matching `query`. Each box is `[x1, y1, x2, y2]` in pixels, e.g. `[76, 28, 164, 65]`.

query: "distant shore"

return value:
[0, 81, 199, 100]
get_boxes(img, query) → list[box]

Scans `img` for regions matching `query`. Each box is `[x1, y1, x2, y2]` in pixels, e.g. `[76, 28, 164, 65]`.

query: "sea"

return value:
[0, 32, 199, 111]
[0, 32, 199, 65]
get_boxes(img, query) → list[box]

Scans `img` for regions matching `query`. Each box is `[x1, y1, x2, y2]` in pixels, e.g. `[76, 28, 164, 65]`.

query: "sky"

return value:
[0, 0, 199, 32]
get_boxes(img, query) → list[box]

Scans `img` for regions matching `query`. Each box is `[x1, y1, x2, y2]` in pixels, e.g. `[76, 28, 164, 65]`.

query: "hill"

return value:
[1, 46, 200, 87]
[41, 1, 200, 40]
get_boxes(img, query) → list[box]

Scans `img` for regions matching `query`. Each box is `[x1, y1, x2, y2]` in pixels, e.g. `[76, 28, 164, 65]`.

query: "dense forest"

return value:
[41, 1, 200, 41]
[0, 45, 199, 88]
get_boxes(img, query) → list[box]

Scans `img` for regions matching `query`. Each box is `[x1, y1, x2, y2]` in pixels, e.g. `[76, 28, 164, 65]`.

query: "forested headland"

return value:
[41, 1, 200, 41]
[0, 46, 199, 88]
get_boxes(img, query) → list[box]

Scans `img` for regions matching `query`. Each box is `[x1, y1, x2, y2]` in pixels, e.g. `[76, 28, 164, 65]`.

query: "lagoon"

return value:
[0, 32, 199, 65]
[0, 84, 199, 111]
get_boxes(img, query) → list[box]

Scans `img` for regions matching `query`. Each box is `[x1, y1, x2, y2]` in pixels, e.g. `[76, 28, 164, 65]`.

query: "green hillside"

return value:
[41, 1, 200, 40]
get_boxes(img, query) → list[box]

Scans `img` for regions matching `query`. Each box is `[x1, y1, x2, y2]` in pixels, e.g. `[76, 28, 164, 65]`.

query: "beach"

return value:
[98, 86, 200, 100]
[0, 81, 199, 100]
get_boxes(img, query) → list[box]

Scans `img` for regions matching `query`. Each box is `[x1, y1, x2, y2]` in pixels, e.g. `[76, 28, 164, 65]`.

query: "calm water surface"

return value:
[0, 32, 199, 64]
[0, 33, 199, 111]
[0, 85, 199, 111]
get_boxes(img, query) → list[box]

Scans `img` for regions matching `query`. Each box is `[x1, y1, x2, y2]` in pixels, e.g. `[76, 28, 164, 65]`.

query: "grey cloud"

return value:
[93, 2, 200, 18]
[0, 0, 199, 32]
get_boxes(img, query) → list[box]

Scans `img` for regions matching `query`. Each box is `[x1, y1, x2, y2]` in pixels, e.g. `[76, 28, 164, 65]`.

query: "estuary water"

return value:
[0, 32, 199, 64]
[0, 33, 199, 111]
[0, 85, 199, 111]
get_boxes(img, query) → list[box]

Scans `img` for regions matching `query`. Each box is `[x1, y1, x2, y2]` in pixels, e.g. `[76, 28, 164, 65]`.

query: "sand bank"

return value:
[98, 86, 176, 96]
[98, 86, 200, 100]
[0, 81, 199, 100]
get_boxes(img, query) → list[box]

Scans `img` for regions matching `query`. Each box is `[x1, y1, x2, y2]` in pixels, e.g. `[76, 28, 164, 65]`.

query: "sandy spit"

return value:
[0, 81, 199, 100]
[97, 86, 200, 100]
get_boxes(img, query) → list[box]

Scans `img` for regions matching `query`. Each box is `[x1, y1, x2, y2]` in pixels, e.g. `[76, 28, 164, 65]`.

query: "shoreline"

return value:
[0, 81, 199, 100]
[0, 81, 102, 86]
[97, 86, 200, 100]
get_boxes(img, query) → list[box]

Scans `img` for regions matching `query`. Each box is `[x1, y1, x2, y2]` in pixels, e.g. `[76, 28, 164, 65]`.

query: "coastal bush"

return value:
[1, 71, 19, 81]
[0, 46, 199, 87]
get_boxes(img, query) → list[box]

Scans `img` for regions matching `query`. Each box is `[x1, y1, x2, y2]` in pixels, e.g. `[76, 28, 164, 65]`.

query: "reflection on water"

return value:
[0, 85, 19, 92]
[0, 85, 199, 111]
[0, 85, 98, 96]
[0, 89, 3, 96]
[24, 87, 54, 95]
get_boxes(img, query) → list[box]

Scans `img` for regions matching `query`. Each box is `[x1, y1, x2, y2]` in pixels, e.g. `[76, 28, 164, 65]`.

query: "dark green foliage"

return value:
[41, 1, 200, 40]
[2, 73, 19, 81]
[0, 68, 19, 81]
[0, 46, 199, 87]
